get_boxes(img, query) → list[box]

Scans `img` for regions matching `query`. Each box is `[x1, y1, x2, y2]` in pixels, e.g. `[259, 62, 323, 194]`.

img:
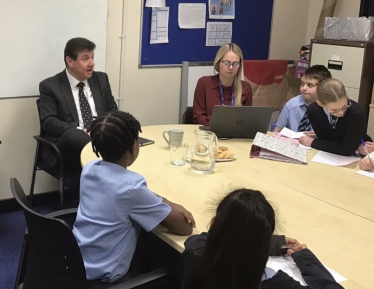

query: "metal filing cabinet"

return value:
[310, 39, 374, 118]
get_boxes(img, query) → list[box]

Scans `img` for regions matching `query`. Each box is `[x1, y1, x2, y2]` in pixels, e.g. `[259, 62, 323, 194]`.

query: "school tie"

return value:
[297, 112, 312, 132]
[77, 82, 93, 129]
[330, 115, 338, 129]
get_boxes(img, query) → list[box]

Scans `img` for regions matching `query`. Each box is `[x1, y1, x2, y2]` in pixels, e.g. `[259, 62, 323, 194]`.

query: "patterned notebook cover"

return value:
[250, 132, 307, 164]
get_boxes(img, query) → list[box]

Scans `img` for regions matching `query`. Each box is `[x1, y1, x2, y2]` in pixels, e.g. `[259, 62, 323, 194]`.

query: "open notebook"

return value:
[250, 132, 307, 165]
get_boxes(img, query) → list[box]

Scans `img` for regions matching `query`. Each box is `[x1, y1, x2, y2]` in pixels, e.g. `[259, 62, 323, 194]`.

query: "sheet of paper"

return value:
[150, 7, 169, 44]
[280, 127, 305, 139]
[312, 151, 360, 166]
[178, 4, 206, 29]
[209, 0, 235, 19]
[355, 169, 374, 178]
[266, 256, 347, 285]
[206, 22, 232, 46]
[145, 0, 165, 8]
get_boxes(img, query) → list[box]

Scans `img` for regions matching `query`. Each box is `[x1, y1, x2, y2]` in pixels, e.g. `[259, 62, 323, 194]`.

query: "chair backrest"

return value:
[10, 178, 87, 289]
[36, 99, 44, 137]
[182, 107, 193, 124]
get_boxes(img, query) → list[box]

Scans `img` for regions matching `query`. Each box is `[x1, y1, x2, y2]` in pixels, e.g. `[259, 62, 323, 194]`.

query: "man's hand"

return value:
[299, 136, 314, 147]
[83, 128, 90, 135]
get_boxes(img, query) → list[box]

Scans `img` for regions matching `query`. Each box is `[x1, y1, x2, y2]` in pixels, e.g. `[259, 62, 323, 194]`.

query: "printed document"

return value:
[178, 3, 206, 29]
[206, 22, 232, 46]
[150, 7, 169, 44]
[145, 0, 165, 8]
[280, 127, 305, 139]
[312, 151, 360, 166]
[266, 256, 347, 285]
[209, 0, 235, 19]
[355, 169, 374, 179]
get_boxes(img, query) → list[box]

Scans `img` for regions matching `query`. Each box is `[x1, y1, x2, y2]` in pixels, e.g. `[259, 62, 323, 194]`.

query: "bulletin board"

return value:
[140, 0, 274, 67]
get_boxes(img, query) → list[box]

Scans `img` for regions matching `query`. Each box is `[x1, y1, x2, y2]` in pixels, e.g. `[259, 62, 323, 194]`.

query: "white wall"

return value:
[0, 0, 362, 200]
[120, 0, 181, 126]
[269, 0, 309, 60]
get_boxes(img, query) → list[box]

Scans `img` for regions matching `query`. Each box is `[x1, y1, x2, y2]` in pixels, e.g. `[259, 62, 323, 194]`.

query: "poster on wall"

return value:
[150, 7, 169, 44]
[206, 22, 232, 46]
[209, 0, 235, 19]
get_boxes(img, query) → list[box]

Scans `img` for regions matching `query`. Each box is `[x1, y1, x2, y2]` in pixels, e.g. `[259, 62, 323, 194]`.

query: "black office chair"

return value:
[29, 99, 68, 208]
[182, 107, 193, 124]
[10, 178, 175, 289]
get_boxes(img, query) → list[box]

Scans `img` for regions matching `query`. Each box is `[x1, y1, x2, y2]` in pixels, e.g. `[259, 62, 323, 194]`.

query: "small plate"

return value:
[215, 155, 237, 162]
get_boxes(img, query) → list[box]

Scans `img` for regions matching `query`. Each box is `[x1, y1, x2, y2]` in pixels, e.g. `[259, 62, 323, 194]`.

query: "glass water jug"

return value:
[190, 130, 218, 173]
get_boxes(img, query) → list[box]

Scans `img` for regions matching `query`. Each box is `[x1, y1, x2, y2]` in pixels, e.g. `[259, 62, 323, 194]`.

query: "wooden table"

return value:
[81, 125, 374, 289]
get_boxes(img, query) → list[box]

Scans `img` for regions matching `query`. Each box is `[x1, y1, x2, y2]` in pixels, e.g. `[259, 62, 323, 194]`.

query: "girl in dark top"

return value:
[182, 189, 343, 289]
[299, 78, 372, 155]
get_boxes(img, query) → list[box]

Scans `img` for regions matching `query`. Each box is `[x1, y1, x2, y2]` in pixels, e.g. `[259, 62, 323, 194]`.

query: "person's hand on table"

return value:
[288, 244, 308, 256]
[299, 136, 314, 147]
[173, 203, 196, 228]
[359, 157, 374, 171]
[283, 237, 301, 257]
[303, 131, 316, 138]
[358, 141, 374, 156]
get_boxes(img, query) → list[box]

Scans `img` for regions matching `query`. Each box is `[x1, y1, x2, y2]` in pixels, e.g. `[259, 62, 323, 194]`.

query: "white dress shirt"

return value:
[66, 69, 98, 129]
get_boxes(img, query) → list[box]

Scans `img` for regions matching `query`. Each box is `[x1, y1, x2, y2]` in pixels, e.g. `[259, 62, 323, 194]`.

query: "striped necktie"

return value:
[330, 115, 338, 129]
[297, 112, 312, 132]
[77, 82, 93, 129]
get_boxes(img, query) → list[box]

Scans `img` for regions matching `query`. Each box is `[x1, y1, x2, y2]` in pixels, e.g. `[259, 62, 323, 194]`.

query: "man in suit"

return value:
[39, 37, 118, 188]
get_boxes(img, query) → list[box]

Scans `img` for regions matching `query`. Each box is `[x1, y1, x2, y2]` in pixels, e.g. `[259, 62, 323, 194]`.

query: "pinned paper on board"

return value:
[178, 3, 206, 29]
[145, 0, 166, 8]
[209, 0, 235, 19]
[206, 22, 232, 46]
[150, 7, 169, 44]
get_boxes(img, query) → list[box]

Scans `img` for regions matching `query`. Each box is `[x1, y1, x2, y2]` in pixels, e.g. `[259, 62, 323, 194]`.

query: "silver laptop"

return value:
[201, 106, 274, 139]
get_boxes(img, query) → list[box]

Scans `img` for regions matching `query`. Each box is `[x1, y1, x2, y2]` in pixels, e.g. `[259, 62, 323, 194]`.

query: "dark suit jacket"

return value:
[39, 70, 118, 141]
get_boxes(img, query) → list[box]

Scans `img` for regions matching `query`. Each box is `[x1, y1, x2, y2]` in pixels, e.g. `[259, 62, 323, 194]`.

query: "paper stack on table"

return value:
[312, 151, 360, 166]
[355, 170, 374, 179]
[266, 256, 347, 285]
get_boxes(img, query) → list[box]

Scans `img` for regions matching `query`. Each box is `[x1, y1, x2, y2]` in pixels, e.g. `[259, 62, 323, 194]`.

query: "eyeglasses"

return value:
[327, 99, 351, 115]
[221, 60, 241, 68]
[300, 81, 317, 89]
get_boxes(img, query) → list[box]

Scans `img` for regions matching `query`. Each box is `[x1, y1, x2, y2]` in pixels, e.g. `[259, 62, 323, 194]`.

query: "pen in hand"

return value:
[361, 140, 374, 165]
[280, 244, 297, 249]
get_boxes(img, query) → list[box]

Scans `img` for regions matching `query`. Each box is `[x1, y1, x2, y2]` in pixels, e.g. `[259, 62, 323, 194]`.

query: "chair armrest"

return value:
[107, 268, 169, 289]
[46, 208, 78, 228]
[45, 208, 77, 219]
[33, 135, 65, 176]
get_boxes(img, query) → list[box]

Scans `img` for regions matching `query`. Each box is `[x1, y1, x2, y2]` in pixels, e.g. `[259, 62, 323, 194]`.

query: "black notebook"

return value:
[139, 137, 154, 147]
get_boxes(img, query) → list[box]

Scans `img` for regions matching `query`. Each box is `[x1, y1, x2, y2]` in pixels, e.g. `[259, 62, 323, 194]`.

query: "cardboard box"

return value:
[243, 60, 301, 110]
[295, 60, 309, 78]
[368, 104, 374, 139]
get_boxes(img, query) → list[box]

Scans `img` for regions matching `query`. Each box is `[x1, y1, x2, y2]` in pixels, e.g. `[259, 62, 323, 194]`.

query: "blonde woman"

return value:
[299, 78, 373, 156]
[193, 43, 252, 126]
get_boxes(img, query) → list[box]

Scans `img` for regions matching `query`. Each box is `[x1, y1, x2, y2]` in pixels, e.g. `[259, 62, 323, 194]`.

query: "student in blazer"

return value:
[39, 37, 117, 187]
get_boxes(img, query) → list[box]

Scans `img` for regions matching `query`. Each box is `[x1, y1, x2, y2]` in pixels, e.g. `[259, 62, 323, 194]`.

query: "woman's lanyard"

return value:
[218, 78, 235, 106]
